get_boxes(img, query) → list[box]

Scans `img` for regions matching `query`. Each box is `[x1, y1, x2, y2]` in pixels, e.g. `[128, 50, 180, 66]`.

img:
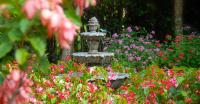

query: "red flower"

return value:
[120, 85, 128, 91]
[179, 53, 185, 59]
[185, 98, 192, 103]
[173, 58, 180, 62]
[168, 48, 174, 52]
[163, 57, 168, 61]
[106, 82, 111, 87]
[65, 55, 71, 61]
[158, 86, 164, 94]
[51, 65, 57, 69]
[48, 93, 54, 99]
[156, 43, 161, 48]
[58, 92, 65, 100]
[167, 69, 174, 77]
[87, 82, 98, 93]
[79, 80, 83, 83]
[188, 50, 193, 54]
[65, 77, 70, 83]
[157, 51, 164, 57]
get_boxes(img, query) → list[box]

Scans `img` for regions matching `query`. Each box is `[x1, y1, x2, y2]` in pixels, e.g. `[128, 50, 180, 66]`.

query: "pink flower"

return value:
[23, 0, 96, 49]
[87, 82, 98, 93]
[135, 57, 141, 61]
[128, 57, 134, 61]
[51, 65, 57, 69]
[135, 26, 140, 31]
[130, 44, 136, 48]
[142, 62, 147, 65]
[127, 27, 132, 32]
[138, 46, 144, 52]
[23, 0, 40, 19]
[0, 70, 33, 104]
[118, 40, 123, 44]
[167, 69, 174, 77]
[108, 72, 117, 80]
[169, 77, 177, 87]
[112, 33, 118, 38]
[151, 30, 155, 35]
[36, 87, 43, 93]
[197, 76, 200, 82]
[74, 0, 96, 15]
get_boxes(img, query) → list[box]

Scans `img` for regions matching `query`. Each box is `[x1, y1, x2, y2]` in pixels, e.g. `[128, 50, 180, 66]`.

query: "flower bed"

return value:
[28, 60, 200, 103]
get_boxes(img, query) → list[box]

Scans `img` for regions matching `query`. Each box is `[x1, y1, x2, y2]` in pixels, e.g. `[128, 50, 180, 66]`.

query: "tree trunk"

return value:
[174, 0, 183, 35]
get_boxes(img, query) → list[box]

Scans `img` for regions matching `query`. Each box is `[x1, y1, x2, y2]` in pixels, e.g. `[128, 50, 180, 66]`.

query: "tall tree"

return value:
[174, 0, 183, 35]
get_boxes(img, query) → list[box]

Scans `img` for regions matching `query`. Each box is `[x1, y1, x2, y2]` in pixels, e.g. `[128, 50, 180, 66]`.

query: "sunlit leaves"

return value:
[0, 41, 12, 58]
[15, 48, 29, 65]
[19, 18, 31, 34]
[37, 56, 50, 74]
[29, 37, 46, 57]
[8, 28, 23, 42]
[65, 9, 81, 26]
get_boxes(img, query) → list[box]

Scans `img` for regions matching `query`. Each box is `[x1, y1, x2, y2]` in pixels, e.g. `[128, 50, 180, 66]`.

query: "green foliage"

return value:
[29, 37, 46, 57]
[15, 48, 29, 65]
[83, 0, 173, 37]
[0, 40, 12, 58]
[19, 18, 31, 34]
[156, 35, 200, 68]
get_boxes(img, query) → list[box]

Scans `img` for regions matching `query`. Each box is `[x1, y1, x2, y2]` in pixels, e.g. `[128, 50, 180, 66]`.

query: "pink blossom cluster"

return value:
[161, 77, 178, 90]
[74, 0, 96, 15]
[0, 70, 35, 104]
[23, 0, 95, 49]
[119, 91, 135, 104]
[127, 27, 132, 32]
[87, 82, 98, 93]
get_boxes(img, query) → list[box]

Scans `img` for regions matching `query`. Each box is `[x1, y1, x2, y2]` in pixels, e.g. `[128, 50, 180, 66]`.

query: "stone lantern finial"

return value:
[88, 17, 99, 32]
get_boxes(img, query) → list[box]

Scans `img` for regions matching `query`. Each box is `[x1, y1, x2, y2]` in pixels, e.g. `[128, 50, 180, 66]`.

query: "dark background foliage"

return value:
[82, 0, 200, 40]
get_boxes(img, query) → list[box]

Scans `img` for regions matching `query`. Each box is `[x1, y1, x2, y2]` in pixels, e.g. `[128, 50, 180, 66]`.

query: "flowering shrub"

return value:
[104, 26, 160, 70]
[0, 70, 37, 103]
[156, 35, 200, 68]
[0, 0, 96, 103]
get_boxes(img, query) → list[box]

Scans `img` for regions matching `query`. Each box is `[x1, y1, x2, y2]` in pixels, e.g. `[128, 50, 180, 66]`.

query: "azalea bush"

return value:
[104, 26, 160, 70]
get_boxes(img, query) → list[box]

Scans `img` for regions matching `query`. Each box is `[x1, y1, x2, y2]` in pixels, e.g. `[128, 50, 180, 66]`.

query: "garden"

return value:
[0, 0, 200, 104]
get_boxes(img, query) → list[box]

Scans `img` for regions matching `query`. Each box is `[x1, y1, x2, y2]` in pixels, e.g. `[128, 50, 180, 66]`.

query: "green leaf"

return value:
[29, 37, 46, 57]
[15, 48, 29, 65]
[51, 97, 57, 104]
[144, 87, 149, 95]
[181, 91, 187, 97]
[177, 77, 185, 85]
[8, 28, 23, 42]
[38, 56, 50, 74]
[0, 41, 12, 58]
[0, 72, 4, 84]
[19, 19, 31, 34]
[41, 94, 47, 100]
[65, 9, 81, 26]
